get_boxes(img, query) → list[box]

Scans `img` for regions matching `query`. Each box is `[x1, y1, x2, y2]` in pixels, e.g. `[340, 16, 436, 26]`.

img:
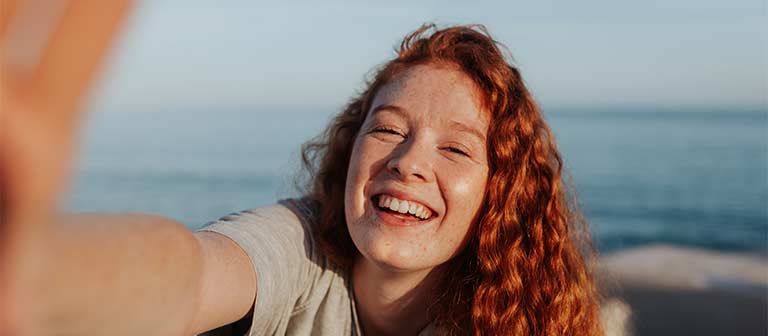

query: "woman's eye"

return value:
[446, 146, 470, 157]
[371, 126, 403, 137]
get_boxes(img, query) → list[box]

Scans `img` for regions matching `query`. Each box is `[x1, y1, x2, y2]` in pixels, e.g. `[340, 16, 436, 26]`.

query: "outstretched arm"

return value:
[7, 213, 256, 335]
[1, 2, 256, 334]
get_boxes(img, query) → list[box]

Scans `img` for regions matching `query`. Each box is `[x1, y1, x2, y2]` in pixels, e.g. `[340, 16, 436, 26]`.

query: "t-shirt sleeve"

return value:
[196, 200, 318, 335]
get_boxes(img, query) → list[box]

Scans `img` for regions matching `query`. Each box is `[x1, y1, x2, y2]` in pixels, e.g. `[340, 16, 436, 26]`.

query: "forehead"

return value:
[370, 64, 488, 124]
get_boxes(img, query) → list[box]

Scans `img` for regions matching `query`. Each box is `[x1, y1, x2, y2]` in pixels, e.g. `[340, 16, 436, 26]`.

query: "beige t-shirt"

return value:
[196, 199, 436, 336]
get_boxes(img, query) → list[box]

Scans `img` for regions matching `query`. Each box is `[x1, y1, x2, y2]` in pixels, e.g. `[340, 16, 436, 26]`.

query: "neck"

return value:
[351, 258, 443, 336]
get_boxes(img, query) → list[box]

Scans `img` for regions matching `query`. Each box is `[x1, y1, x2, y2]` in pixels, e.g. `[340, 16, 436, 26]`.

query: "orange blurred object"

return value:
[0, 0, 133, 333]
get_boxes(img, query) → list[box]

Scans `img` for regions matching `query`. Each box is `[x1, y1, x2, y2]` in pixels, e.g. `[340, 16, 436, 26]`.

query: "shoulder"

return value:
[208, 197, 319, 226]
[278, 197, 321, 227]
[199, 197, 319, 247]
[198, 198, 354, 335]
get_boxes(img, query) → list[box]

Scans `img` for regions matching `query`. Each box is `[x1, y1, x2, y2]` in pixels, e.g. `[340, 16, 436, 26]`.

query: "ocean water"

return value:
[67, 107, 767, 254]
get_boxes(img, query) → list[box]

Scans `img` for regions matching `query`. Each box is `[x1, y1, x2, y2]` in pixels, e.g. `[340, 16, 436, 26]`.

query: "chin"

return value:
[358, 237, 442, 273]
[347, 195, 449, 273]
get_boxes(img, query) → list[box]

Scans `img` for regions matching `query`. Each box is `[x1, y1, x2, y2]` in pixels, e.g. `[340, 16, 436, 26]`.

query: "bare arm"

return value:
[194, 231, 258, 334]
[8, 214, 256, 335]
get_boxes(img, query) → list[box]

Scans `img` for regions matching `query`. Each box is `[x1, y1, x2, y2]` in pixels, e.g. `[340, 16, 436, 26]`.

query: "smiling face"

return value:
[344, 63, 490, 273]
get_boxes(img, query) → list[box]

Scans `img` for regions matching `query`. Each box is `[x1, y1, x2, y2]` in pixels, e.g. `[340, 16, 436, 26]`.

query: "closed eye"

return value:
[445, 146, 470, 157]
[370, 126, 405, 137]
[373, 126, 401, 135]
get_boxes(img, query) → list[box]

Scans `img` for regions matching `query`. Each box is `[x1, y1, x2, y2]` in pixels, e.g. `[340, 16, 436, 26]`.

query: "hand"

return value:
[1, 1, 134, 333]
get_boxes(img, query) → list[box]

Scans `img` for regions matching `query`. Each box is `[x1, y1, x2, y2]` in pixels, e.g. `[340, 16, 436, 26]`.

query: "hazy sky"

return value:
[88, 0, 767, 114]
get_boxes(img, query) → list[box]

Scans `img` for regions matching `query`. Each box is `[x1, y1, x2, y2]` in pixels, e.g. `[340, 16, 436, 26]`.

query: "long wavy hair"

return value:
[301, 24, 603, 335]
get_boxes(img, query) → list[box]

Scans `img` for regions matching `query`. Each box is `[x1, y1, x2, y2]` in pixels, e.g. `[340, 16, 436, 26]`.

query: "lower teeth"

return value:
[379, 206, 422, 220]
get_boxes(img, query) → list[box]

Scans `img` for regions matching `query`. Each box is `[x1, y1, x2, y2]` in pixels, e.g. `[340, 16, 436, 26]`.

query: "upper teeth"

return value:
[378, 195, 432, 220]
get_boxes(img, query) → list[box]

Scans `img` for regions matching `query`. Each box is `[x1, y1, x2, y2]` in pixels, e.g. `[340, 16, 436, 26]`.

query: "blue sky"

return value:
[87, 0, 767, 114]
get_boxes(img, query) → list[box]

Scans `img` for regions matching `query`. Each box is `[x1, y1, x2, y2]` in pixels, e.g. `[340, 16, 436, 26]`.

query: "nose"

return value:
[386, 136, 434, 183]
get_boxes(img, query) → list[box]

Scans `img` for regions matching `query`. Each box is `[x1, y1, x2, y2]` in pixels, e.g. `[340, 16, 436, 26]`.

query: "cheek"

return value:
[347, 139, 391, 184]
[442, 167, 488, 221]
[345, 141, 366, 209]
[446, 168, 487, 199]
[438, 168, 488, 255]
[451, 179, 474, 195]
[344, 138, 386, 213]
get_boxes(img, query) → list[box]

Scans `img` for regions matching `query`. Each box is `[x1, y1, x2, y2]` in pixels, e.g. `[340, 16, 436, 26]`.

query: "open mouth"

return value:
[371, 194, 434, 221]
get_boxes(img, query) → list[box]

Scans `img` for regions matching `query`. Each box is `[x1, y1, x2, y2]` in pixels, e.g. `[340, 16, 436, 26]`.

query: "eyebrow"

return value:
[370, 103, 486, 142]
[449, 120, 487, 142]
[370, 104, 406, 117]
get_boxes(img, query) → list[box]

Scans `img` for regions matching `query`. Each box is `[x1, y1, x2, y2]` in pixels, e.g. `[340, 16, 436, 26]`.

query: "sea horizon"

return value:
[66, 105, 768, 255]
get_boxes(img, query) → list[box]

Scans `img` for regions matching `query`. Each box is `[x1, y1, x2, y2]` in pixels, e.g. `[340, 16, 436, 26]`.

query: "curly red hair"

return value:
[301, 24, 603, 335]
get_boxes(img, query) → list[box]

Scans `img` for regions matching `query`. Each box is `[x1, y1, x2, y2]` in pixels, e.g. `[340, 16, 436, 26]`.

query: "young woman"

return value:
[204, 24, 603, 335]
[2, 5, 603, 334]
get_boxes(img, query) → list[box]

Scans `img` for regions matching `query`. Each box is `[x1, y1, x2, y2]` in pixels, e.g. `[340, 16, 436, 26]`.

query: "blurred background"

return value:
[67, 0, 767, 254]
[61, 1, 766, 334]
